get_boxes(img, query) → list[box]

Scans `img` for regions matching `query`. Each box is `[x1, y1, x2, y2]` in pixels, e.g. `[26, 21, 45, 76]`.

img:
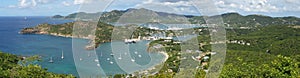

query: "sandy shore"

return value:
[135, 51, 169, 76]
[159, 51, 169, 62]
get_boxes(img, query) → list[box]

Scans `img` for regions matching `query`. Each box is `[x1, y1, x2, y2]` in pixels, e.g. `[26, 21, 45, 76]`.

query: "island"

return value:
[52, 15, 64, 18]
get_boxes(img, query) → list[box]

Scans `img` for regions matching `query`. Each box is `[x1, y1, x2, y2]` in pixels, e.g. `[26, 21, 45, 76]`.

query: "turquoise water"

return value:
[0, 16, 165, 77]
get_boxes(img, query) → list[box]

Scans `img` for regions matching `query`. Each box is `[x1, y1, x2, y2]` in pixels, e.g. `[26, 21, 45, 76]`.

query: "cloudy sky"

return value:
[0, 0, 299, 17]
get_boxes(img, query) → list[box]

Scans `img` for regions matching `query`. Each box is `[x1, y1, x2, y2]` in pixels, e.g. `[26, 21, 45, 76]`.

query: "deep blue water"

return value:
[0, 16, 165, 77]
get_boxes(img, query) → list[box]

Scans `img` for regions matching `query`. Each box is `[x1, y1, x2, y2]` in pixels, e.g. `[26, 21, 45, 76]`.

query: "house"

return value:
[246, 43, 251, 46]
[173, 41, 181, 44]
[203, 56, 209, 60]
[211, 52, 217, 55]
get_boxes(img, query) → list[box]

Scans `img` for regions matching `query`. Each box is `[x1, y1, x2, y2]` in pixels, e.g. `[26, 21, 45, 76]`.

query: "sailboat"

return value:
[94, 59, 99, 62]
[61, 50, 64, 59]
[110, 53, 114, 56]
[131, 57, 135, 62]
[134, 51, 138, 54]
[24, 17, 27, 20]
[49, 57, 54, 63]
[118, 54, 122, 60]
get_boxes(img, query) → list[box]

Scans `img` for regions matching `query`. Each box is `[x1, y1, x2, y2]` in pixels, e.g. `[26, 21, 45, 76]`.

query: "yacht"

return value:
[134, 51, 138, 54]
[110, 53, 114, 56]
[49, 57, 54, 63]
[94, 59, 99, 62]
[131, 57, 135, 62]
[61, 50, 64, 59]
[118, 54, 122, 60]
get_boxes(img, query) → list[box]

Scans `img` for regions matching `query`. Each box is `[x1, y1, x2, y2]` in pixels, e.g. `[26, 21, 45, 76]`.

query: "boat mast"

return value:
[49, 57, 54, 63]
[118, 53, 122, 60]
[61, 50, 64, 59]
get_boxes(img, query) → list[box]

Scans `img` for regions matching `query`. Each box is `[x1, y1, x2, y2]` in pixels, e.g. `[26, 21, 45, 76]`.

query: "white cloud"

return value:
[18, 0, 32, 8]
[31, 0, 37, 6]
[62, 1, 71, 6]
[243, 0, 279, 12]
[134, 0, 198, 15]
[74, 0, 85, 5]
[285, 0, 298, 3]
[75, 0, 114, 13]
[13, 0, 52, 8]
[37, 0, 50, 4]
[73, 0, 98, 5]
[6, 0, 300, 16]
[132, 0, 295, 15]
[213, 0, 300, 13]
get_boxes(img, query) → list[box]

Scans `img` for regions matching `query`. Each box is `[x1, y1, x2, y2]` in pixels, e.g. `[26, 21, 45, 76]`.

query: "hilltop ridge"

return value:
[53, 8, 300, 27]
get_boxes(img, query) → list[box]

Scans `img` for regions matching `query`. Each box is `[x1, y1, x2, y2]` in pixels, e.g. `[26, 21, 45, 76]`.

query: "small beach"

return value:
[159, 51, 169, 62]
[135, 51, 169, 76]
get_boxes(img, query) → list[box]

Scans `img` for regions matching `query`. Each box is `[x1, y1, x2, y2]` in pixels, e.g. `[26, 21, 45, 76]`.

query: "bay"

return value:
[0, 16, 165, 77]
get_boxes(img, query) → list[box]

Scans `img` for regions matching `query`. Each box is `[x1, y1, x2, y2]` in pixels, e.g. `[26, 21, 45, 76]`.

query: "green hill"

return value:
[54, 8, 300, 28]
[0, 51, 74, 78]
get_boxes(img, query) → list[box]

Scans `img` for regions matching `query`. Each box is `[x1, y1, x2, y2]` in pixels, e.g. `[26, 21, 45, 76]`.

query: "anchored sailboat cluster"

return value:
[48, 49, 143, 65]
[48, 49, 65, 63]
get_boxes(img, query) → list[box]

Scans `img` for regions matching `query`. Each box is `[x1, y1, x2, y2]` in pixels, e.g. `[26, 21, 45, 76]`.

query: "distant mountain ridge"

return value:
[53, 8, 192, 23]
[53, 8, 300, 27]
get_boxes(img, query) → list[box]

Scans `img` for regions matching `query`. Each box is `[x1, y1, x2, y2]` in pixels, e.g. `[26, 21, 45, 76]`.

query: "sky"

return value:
[0, 0, 299, 17]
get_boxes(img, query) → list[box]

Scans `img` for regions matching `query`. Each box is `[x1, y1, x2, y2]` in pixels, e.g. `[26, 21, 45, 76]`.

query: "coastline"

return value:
[49, 33, 100, 50]
[20, 27, 171, 75]
[135, 51, 169, 76]
[159, 51, 169, 62]
[19, 31, 100, 50]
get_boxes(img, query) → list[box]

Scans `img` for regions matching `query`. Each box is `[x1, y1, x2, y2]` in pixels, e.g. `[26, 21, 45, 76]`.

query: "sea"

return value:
[0, 16, 166, 77]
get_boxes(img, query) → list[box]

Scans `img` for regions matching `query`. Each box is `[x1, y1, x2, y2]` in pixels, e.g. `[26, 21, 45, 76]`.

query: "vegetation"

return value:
[54, 9, 300, 28]
[228, 25, 300, 56]
[221, 50, 300, 78]
[190, 13, 300, 28]
[0, 51, 75, 78]
[112, 25, 300, 78]
[22, 8, 300, 77]
[219, 25, 300, 77]
[20, 21, 169, 49]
